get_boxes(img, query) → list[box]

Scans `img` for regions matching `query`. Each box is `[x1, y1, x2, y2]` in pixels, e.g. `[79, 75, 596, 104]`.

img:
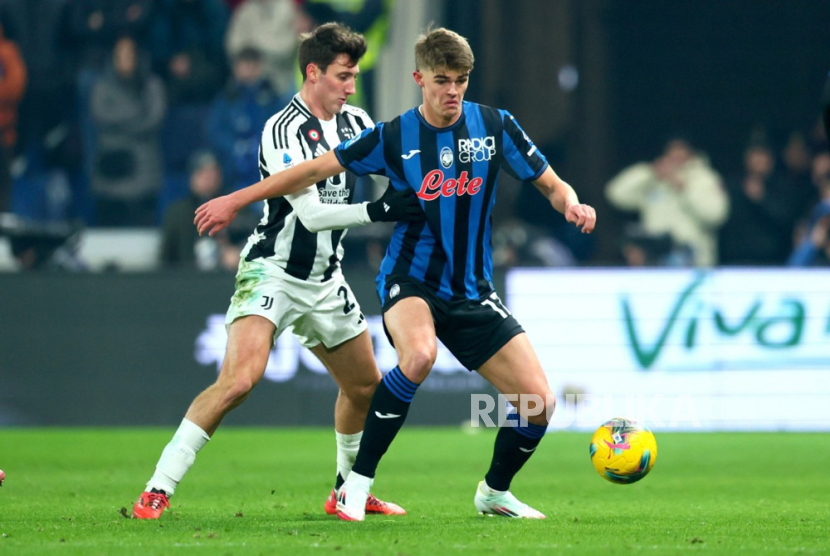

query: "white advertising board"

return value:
[506, 268, 830, 431]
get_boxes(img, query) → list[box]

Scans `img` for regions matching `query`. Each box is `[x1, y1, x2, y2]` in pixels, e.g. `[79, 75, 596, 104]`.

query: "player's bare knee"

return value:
[519, 389, 555, 425]
[541, 389, 556, 421]
[399, 348, 435, 384]
[218, 374, 256, 406]
[542, 394, 556, 423]
[341, 380, 377, 407]
[225, 390, 251, 411]
[526, 413, 549, 427]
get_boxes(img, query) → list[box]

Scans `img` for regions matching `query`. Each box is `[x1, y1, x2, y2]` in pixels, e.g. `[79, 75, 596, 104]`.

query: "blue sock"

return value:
[351, 367, 418, 478]
[485, 412, 547, 491]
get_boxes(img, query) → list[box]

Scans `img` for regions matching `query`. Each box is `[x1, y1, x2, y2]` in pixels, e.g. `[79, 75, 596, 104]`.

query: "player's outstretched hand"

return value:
[194, 195, 240, 236]
[366, 184, 426, 223]
[565, 202, 596, 233]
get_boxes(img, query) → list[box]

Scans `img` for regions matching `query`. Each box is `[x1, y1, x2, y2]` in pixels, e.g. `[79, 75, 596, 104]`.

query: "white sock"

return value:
[341, 470, 373, 519]
[481, 480, 506, 496]
[335, 430, 362, 487]
[147, 418, 210, 495]
[344, 471, 373, 494]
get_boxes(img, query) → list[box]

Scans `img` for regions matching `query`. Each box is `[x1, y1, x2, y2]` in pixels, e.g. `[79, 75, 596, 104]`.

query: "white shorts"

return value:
[225, 259, 367, 349]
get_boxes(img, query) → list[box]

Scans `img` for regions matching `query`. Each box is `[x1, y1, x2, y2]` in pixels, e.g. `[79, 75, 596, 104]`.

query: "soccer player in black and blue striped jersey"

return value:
[196, 27, 596, 521]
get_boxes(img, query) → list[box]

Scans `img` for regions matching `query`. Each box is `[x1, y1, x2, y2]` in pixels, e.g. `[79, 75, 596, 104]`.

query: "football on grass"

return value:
[589, 418, 657, 484]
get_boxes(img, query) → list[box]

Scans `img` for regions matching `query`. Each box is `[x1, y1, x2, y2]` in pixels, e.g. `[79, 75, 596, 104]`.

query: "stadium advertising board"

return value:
[195, 315, 474, 385]
[0, 271, 488, 426]
[506, 268, 830, 431]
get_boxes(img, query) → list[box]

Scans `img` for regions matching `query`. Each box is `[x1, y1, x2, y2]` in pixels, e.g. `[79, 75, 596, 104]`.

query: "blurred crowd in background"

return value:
[0, 0, 827, 271]
[602, 127, 830, 269]
[0, 0, 393, 270]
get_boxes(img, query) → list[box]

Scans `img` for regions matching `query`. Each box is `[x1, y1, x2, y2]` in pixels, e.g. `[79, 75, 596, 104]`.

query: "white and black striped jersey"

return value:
[240, 94, 373, 282]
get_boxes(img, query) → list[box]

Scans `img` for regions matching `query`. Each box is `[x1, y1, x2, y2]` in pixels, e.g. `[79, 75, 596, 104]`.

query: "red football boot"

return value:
[132, 490, 171, 519]
[324, 489, 406, 516]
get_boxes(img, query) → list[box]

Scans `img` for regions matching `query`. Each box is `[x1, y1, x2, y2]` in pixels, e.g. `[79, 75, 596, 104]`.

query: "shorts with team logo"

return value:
[225, 259, 367, 348]
[379, 275, 524, 371]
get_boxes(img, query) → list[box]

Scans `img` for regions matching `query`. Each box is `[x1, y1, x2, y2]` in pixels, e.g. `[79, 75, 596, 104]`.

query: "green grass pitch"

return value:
[0, 427, 827, 555]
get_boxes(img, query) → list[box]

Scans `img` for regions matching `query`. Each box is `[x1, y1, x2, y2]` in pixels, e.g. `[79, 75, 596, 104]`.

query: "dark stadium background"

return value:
[1, 0, 829, 427]
[447, 0, 830, 261]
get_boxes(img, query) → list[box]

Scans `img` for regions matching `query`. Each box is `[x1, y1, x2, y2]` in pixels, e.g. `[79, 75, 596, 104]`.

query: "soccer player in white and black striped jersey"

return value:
[132, 23, 422, 520]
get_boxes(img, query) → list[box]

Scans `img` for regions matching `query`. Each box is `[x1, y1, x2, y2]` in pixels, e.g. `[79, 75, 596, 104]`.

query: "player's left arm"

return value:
[532, 166, 596, 233]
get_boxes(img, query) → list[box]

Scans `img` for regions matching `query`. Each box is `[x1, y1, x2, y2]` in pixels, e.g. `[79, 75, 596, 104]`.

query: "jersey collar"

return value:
[414, 102, 467, 132]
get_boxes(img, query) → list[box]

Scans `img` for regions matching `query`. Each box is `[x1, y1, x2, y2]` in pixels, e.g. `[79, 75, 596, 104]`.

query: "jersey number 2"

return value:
[337, 286, 355, 315]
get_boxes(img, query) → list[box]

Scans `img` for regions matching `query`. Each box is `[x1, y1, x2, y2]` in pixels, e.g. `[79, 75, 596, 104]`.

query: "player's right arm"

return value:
[195, 151, 344, 236]
[195, 120, 424, 236]
[194, 150, 423, 236]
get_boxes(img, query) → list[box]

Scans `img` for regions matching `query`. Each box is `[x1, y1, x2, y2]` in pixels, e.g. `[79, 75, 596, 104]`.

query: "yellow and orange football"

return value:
[589, 417, 657, 484]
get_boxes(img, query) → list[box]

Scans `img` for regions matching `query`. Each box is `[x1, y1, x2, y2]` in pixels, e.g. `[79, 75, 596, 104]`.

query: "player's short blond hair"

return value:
[414, 27, 474, 73]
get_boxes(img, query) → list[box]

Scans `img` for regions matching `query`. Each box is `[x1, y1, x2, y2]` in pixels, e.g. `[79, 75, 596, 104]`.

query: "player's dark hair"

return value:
[298, 23, 367, 80]
[415, 26, 474, 73]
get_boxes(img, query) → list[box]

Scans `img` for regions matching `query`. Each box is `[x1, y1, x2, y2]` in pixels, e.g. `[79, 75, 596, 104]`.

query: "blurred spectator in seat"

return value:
[160, 150, 218, 267]
[491, 219, 576, 268]
[149, 0, 229, 222]
[225, 0, 299, 98]
[90, 35, 166, 227]
[719, 143, 795, 266]
[509, 141, 595, 265]
[149, 0, 229, 87]
[605, 137, 729, 267]
[66, 0, 154, 196]
[148, 0, 228, 107]
[618, 224, 687, 267]
[216, 215, 256, 270]
[160, 150, 256, 270]
[788, 212, 830, 267]
[155, 45, 219, 221]
[0, 0, 88, 223]
[0, 0, 70, 156]
[788, 152, 830, 267]
[207, 47, 287, 194]
[780, 131, 818, 222]
[0, 21, 25, 213]
[148, 0, 229, 217]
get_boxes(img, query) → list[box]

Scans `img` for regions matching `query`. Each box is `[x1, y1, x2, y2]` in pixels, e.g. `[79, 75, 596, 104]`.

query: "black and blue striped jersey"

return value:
[334, 101, 548, 301]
